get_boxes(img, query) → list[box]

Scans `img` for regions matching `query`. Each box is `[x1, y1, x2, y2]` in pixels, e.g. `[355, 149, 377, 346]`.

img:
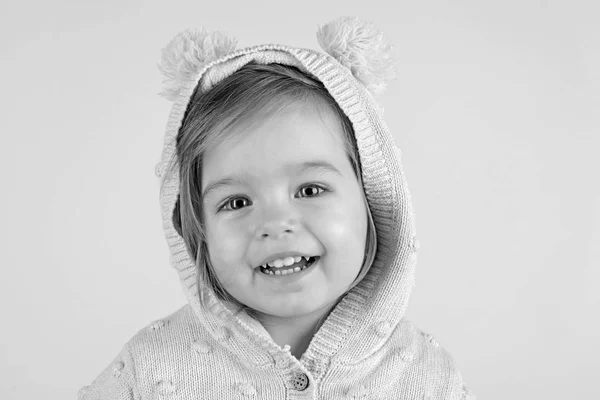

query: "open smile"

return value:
[258, 256, 320, 276]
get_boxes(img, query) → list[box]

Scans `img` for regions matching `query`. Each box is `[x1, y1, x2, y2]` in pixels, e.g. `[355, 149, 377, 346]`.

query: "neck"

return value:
[256, 303, 335, 360]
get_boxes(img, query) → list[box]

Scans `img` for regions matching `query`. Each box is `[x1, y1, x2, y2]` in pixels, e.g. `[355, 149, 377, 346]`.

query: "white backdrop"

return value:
[1, 0, 598, 399]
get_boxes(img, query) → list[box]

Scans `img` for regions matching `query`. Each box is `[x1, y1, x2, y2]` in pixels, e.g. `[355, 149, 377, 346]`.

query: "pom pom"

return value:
[317, 17, 396, 94]
[158, 28, 237, 101]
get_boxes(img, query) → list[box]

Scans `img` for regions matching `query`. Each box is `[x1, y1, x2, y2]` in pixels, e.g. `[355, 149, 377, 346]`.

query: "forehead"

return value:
[202, 100, 350, 185]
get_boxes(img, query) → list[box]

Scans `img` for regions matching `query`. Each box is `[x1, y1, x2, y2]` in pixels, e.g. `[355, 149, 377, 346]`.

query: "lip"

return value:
[255, 251, 318, 269]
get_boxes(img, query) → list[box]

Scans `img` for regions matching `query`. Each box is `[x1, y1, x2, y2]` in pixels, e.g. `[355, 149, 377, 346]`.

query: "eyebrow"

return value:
[202, 160, 343, 199]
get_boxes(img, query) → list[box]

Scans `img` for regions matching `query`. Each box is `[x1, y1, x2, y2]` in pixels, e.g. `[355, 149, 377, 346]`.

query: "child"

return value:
[80, 17, 474, 399]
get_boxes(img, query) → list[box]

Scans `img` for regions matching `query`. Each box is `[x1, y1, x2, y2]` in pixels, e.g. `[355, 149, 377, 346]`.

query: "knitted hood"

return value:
[155, 17, 418, 371]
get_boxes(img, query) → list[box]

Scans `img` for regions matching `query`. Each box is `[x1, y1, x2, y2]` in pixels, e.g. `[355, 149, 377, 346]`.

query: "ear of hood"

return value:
[158, 28, 237, 101]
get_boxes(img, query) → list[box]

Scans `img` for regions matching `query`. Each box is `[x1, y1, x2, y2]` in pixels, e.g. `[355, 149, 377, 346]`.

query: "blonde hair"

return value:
[171, 63, 377, 316]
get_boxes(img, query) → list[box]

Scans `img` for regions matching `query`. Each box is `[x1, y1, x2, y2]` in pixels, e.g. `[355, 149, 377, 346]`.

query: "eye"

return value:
[221, 197, 250, 211]
[298, 184, 327, 198]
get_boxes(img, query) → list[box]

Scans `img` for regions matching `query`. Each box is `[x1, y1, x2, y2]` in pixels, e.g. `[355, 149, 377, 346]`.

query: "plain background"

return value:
[1, 0, 598, 399]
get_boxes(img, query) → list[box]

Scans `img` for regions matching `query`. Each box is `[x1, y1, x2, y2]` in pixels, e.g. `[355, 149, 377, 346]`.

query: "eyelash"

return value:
[218, 184, 329, 212]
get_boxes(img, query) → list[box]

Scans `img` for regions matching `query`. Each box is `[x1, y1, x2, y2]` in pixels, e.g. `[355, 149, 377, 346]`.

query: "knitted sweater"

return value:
[80, 22, 474, 400]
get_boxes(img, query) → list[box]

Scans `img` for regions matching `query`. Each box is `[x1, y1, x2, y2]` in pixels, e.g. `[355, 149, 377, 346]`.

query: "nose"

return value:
[255, 203, 300, 240]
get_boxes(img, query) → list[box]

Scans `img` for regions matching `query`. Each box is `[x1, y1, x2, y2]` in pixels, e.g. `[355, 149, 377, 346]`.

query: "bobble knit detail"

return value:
[375, 320, 392, 338]
[192, 340, 212, 354]
[423, 332, 440, 348]
[149, 320, 165, 330]
[77, 386, 89, 400]
[461, 383, 474, 399]
[410, 235, 420, 252]
[111, 361, 124, 378]
[237, 382, 257, 397]
[273, 354, 290, 369]
[216, 326, 231, 341]
[346, 385, 370, 398]
[399, 349, 415, 362]
[156, 380, 176, 396]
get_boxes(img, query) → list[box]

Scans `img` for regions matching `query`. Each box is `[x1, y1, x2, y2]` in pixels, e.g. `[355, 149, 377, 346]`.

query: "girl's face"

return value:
[201, 100, 368, 319]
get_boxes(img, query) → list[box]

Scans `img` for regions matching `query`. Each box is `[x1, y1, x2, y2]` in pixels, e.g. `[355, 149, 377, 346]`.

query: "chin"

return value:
[249, 298, 322, 319]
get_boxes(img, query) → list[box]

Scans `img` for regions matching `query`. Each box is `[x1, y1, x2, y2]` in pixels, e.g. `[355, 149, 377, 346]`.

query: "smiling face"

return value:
[201, 99, 368, 319]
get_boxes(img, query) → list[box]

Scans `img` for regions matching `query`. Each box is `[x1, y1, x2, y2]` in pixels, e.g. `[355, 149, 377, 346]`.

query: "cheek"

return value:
[312, 195, 368, 251]
[205, 220, 247, 275]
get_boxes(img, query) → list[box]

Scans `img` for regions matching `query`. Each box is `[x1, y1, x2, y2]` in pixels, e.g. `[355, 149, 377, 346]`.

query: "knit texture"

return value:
[80, 29, 474, 400]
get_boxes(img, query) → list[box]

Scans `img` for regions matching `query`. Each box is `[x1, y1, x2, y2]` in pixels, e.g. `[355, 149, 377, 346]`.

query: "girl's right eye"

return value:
[220, 197, 250, 212]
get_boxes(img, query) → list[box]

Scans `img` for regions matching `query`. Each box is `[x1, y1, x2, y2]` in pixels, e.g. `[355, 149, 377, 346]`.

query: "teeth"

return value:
[264, 256, 315, 267]
[285, 257, 296, 266]
[259, 259, 317, 276]
[269, 259, 282, 268]
[267, 256, 302, 268]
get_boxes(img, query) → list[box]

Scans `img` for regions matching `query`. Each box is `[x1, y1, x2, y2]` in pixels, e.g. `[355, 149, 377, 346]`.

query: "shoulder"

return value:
[120, 303, 215, 380]
[391, 320, 474, 399]
[122, 304, 222, 394]
[392, 319, 458, 366]
[125, 304, 205, 357]
[79, 305, 218, 399]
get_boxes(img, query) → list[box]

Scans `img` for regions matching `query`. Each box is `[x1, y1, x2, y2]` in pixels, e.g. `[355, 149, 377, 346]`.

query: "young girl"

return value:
[80, 17, 474, 399]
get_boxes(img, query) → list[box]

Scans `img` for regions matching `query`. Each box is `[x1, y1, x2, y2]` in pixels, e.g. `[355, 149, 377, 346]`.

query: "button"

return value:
[155, 163, 162, 178]
[291, 373, 309, 391]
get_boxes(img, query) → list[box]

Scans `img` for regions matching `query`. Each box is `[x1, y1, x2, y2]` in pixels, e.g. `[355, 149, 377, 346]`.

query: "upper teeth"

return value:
[264, 256, 310, 268]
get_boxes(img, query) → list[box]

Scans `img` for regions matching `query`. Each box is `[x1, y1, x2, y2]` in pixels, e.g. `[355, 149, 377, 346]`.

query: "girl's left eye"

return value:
[298, 184, 326, 198]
